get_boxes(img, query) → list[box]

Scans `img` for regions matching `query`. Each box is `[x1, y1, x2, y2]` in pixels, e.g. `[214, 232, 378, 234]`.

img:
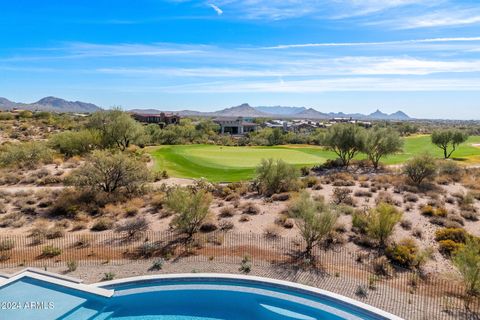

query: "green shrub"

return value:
[386, 238, 419, 268]
[435, 228, 468, 243]
[0, 239, 15, 251]
[41, 245, 62, 257]
[166, 187, 212, 239]
[439, 240, 464, 256]
[367, 203, 402, 247]
[91, 218, 114, 231]
[255, 158, 299, 196]
[403, 154, 437, 186]
[67, 150, 151, 195]
[0, 142, 53, 169]
[66, 260, 78, 272]
[102, 272, 116, 281]
[352, 211, 369, 234]
[49, 129, 101, 157]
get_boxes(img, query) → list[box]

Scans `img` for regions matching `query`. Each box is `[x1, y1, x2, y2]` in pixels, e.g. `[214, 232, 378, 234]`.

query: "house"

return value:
[213, 117, 258, 135]
[132, 112, 180, 127]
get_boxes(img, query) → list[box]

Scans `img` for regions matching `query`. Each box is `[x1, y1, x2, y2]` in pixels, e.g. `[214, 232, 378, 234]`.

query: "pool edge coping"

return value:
[93, 273, 404, 320]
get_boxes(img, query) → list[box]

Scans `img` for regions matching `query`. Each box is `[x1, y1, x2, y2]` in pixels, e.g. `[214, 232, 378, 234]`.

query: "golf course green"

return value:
[149, 135, 480, 182]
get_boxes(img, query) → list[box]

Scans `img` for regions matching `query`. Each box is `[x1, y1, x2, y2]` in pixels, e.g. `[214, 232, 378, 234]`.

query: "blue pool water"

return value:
[0, 276, 397, 319]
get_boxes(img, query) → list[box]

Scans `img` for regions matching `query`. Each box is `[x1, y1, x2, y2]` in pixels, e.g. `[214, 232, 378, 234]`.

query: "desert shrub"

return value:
[272, 193, 291, 201]
[421, 205, 448, 218]
[0, 142, 53, 169]
[66, 260, 78, 272]
[435, 228, 468, 243]
[45, 227, 65, 239]
[404, 193, 419, 203]
[199, 220, 218, 232]
[150, 192, 166, 210]
[461, 210, 479, 221]
[372, 256, 393, 277]
[41, 245, 62, 258]
[354, 190, 373, 198]
[386, 238, 422, 269]
[219, 220, 234, 231]
[302, 176, 319, 188]
[438, 161, 463, 181]
[412, 228, 423, 239]
[331, 188, 354, 206]
[453, 239, 480, 297]
[366, 203, 402, 248]
[115, 217, 149, 239]
[400, 219, 412, 230]
[0, 239, 15, 251]
[439, 240, 464, 256]
[91, 218, 114, 231]
[150, 258, 165, 271]
[336, 204, 355, 216]
[67, 150, 151, 196]
[219, 206, 236, 218]
[300, 166, 311, 176]
[255, 158, 299, 196]
[242, 202, 260, 215]
[288, 191, 337, 258]
[166, 187, 212, 239]
[71, 221, 87, 231]
[352, 211, 369, 234]
[264, 225, 282, 239]
[49, 129, 101, 157]
[102, 272, 116, 281]
[403, 154, 437, 186]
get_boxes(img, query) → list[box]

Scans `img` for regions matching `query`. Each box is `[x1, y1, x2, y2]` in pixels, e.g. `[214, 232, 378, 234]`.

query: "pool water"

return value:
[98, 279, 389, 320]
[0, 274, 398, 320]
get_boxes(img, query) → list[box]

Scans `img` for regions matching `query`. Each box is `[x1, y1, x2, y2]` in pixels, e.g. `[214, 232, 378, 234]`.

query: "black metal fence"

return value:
[0, 231, 478, 320]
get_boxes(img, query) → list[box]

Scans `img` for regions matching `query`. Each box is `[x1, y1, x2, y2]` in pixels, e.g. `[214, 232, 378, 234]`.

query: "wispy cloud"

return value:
[96, 57, 480, 77]
[120, 77, 480, 94]
[394, 8, 480, 29]
[208, 3, 223, 15]
[260, 37, 480, 50]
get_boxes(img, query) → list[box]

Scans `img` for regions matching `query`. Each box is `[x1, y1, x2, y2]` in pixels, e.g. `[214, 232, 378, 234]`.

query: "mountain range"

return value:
[131, 103, 411, 120]
[0, 96, 411, 120]
[0, 96, 102, 113]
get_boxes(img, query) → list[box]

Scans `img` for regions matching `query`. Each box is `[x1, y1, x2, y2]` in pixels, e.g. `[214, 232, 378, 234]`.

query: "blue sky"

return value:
[1, 0, 480, 119]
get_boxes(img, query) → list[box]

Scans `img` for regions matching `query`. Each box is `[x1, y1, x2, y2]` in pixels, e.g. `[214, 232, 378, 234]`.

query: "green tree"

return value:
[255, 158, 299, 196]
[67, 150, 151, 194]
[431, 129, 469, 159]
[49, 129, 101, 157]
[87, 109, 146, 150]
[403, 154, 437, 186]
[289, 191, 337, 258]
[453, 238, 480, 300]
[166, 187, 212, 239]
[363, 127, 403, 169]
[367, 203, 402, 248]
[321, 124, 366, 168]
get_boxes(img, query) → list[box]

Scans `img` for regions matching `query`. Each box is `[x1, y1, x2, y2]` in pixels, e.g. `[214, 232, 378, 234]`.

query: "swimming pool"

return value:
[0, 271, 402, 319]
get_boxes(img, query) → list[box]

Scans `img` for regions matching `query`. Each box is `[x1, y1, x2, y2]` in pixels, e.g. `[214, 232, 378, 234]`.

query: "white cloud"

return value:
[260, 37, 480, 50]
[96, 57, 480, 77]
[208, 3, 223, 15]
[396, 9, 480, 29]
[131, 77, 480, 93]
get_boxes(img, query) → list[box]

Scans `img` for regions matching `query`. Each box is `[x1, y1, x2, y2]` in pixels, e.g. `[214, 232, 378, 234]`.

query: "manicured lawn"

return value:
[149, 135, 480, 182]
